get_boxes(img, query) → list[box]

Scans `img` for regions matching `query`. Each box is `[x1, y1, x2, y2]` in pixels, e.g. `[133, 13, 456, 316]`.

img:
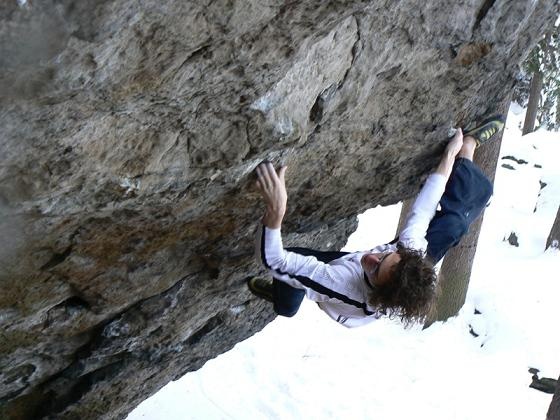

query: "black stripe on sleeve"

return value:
[260, 226, 272, 269]
[292, 273, 374, 316]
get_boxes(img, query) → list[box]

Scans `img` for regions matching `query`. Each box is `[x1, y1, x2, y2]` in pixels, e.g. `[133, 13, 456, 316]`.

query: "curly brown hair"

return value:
[367, 245, 438, 326]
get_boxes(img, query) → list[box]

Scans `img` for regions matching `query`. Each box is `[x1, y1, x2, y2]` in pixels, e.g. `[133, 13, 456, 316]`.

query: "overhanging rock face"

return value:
[1, 1, 558, 418]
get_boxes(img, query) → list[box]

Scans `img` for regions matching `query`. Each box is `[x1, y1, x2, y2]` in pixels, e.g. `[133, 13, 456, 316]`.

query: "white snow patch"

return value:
[250, 92, 278, 114]
[274, 116, 294, 137]
[120, 177, 140, 195]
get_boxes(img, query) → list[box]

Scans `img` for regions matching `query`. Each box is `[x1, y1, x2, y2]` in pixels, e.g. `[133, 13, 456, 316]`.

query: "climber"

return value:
[248, 116, 505, 327]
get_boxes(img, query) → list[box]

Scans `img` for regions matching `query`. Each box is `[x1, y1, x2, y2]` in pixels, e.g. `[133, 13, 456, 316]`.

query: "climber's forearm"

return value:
[434, 152, 456, 179]
[434, 128, 464, 179]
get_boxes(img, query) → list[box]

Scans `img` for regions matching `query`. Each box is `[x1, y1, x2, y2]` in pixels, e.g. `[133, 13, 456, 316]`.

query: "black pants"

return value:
[425, 158, 493, 263]
[273, 158, 493, 317]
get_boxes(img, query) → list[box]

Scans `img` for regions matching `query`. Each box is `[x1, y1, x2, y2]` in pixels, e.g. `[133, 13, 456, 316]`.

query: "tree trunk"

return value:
[395, 198, 415, 235]
[556, 95, 560, 129]
[425, 109, 506, 327]
[426, 215, 485, 325]
[523, 70, 544, 135]
[546, 206, 560, 250]
[547, 374, 560, 420]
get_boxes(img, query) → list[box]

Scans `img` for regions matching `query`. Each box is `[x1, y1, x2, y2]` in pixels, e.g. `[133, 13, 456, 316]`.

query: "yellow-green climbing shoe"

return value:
[464, 115, 506, 147]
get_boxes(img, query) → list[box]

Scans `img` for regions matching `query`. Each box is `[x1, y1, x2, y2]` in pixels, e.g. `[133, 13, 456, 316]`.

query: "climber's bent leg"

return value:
[426, 158, 493, 263]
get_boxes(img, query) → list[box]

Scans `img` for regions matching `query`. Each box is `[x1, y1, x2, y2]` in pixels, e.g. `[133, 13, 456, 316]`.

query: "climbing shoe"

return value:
[463, 114, 506, 147]
[248, 277, 273, 302]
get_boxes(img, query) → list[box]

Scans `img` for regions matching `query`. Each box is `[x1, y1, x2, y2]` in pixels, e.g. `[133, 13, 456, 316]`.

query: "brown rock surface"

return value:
[1, 1, 558, 418]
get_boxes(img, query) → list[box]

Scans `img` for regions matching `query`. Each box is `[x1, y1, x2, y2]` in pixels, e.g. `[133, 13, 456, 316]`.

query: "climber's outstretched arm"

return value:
[255, 162, 288, 229]
[398, 129, 464, 249]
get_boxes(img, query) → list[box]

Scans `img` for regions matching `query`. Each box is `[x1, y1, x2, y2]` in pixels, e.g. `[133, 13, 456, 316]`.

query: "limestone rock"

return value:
[1, 0, 558, 418]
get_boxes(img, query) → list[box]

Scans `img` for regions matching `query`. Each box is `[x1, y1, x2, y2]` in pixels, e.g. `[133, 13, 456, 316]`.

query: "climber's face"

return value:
[361, 251, 401, 286]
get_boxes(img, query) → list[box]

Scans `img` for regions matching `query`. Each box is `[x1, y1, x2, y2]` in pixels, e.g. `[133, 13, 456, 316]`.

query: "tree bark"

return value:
[556, 95, 560, 128]
[425, 112, 505, 327]
[523, 70, 544, 135]
[546, 206, 560, 250]
[395, 198, 415, 235]
[548, 374, 560, 420]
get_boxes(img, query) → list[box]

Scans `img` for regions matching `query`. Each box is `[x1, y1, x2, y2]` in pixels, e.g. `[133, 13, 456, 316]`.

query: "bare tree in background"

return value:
[522, 70, 543, 135]
[546, 206, 560, 250]
[519, 26, 560, 134]
[395, 198, 414, 234]
[547, 375, 560, 420]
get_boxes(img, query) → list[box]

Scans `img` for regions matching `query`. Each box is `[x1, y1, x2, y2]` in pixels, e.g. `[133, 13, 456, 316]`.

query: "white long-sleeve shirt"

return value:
[256, 173, 447, 327]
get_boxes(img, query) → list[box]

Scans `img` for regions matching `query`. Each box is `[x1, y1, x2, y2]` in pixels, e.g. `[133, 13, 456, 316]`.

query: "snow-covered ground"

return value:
[128, 104, 560, 420]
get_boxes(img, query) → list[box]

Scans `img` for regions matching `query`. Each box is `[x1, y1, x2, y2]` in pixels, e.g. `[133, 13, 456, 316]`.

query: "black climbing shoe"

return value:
[464, 114, 506, 147]
[248, 277, 273, 302]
